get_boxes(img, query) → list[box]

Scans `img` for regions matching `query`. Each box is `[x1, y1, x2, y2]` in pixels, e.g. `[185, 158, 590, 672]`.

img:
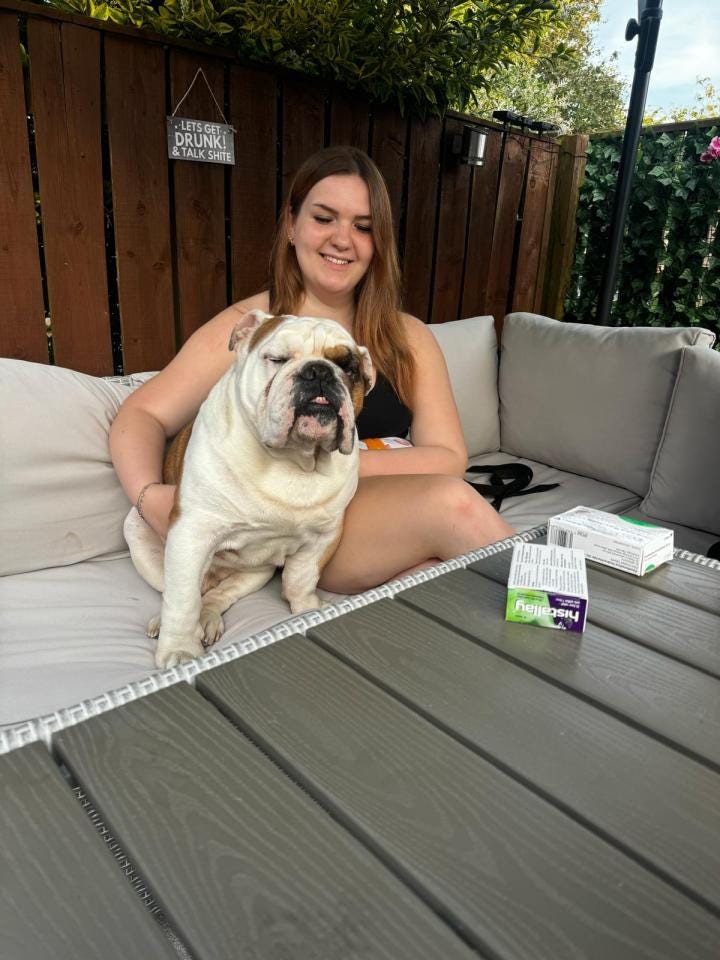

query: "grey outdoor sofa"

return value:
[1, 311, 718, 733]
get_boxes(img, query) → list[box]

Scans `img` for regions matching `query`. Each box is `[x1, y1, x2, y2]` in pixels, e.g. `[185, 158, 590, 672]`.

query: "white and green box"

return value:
[506, 542, 588, 633]
[547, 506, 673, 576]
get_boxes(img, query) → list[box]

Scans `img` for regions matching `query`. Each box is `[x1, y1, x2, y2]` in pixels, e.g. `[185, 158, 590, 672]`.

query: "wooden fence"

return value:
[0, 0, 580, 375]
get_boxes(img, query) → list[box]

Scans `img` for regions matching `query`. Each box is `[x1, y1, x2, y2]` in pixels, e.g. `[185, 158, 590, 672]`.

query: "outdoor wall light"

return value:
[529, 119, 561, 137]
[450, 125, 488, 166]
[492, 109, 531, 129]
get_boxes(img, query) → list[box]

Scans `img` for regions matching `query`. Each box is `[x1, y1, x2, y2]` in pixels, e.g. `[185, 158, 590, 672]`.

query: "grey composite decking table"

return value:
[1, 537, 720, 960]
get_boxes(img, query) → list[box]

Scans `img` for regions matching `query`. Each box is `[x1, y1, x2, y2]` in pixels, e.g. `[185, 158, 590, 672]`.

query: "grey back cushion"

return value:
[0, 359, 155, 576]
[499, 313, 715, 495]
[641, 345, 720, 536]
[429, 315, 500, 456]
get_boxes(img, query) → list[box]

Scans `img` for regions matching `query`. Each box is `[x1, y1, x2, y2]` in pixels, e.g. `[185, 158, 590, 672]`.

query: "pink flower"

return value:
[700, 135, 720, 163]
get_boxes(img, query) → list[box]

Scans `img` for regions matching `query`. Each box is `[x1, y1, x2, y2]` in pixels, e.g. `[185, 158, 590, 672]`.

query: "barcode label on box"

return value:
[551, 529, 574, 549]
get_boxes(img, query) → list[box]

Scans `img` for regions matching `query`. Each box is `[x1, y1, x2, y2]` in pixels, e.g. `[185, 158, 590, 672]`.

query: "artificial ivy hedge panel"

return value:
[565, 122, 720, 339]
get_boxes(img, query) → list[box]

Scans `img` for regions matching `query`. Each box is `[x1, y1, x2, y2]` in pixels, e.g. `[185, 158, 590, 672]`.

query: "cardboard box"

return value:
[506, 542, 588, 632]
[547, 506, 673, 576]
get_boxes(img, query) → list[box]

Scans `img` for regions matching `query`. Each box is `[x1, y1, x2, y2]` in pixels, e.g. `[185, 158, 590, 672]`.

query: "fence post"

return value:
[541, 134, 588, 320]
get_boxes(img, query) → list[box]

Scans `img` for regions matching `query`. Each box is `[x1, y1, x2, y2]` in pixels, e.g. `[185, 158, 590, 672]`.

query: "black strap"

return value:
[465, 463, 559, 511]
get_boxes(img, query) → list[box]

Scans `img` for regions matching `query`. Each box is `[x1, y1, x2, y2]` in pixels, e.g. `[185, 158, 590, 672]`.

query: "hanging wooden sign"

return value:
[167, 117, 235, 165]
[166, 68, 236, 166]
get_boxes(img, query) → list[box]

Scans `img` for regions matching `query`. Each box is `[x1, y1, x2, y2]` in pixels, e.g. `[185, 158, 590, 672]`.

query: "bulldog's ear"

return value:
[357, 345, 376, 394]
[228, 309, 272, 353]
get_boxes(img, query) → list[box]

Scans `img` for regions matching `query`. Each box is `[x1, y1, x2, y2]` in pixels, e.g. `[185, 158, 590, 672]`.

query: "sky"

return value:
[592, 0, 720, 113]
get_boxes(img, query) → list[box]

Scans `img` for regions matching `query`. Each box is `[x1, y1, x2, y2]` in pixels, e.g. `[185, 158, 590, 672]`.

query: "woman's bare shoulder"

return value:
[230, 291, 270, 316]
[400, 312, 440, 353]
[120, 293, 271, 434]
[192, 291, 271, 351]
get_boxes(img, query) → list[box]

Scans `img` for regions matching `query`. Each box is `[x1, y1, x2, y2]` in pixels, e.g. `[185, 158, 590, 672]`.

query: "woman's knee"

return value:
[431, 475, 483, 519]
[432, 475, 514, 541]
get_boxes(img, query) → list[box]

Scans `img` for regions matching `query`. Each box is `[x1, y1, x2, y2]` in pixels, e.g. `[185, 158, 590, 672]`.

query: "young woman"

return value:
[110, 146, 514, 593]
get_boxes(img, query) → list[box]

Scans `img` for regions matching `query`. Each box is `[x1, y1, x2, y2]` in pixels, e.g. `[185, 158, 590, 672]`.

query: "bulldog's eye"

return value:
[264, 355, 287, 364]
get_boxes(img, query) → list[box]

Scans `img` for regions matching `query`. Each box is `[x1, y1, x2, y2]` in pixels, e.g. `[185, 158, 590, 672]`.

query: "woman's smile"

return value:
[321, 253, 353, 267]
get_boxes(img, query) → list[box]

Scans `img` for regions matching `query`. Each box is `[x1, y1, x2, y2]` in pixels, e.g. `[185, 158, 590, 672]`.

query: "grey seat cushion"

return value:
[466, 452, 639, 533]
[0, 557, 295, 727]
[640, 346, 720, 537]
[498, 313, 715, 496]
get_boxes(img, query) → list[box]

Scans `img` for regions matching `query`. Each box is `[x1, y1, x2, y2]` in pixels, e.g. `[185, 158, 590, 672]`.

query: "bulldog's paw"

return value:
[146, 614, 161, 639]
[199, 608, 225, 647]
[154, 627, 205, 670]
[288, 593, 321, 615]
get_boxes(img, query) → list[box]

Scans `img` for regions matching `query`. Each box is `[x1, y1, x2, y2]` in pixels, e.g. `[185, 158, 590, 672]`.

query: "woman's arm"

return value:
[359, 314, 468, 479]
[110, 293, 268, 537]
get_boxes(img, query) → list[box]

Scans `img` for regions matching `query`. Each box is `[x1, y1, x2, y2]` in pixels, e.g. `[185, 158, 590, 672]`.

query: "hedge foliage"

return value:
[565, 123, 720, 340]
[42, 0, 558, 116]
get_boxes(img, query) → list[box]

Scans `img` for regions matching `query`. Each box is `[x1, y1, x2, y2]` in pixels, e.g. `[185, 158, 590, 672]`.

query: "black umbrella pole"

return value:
[597, 1, 663, 325]
[596, 72, 651, 323]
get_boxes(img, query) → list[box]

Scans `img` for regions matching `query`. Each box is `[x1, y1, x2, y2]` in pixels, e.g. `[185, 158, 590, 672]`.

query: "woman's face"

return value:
[291, 174, 375, 303]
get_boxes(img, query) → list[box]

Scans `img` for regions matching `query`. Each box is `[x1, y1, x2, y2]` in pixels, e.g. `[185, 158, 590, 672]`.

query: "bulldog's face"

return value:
[228, 310, 374, 454]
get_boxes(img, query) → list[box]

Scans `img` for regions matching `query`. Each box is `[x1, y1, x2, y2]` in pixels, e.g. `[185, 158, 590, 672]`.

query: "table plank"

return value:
[198, 638, 720, 960]
[398, 570, 720, 769]
[0, 742, 176, 960]
[53, 683, 476, 960]
[589, 555, 720, 617]
[471, 551, 720, 678]
[308, 600, 720, 914]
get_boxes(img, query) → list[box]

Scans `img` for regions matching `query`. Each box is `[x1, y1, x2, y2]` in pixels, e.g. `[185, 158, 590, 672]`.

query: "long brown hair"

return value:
[269, 146, 414, 407]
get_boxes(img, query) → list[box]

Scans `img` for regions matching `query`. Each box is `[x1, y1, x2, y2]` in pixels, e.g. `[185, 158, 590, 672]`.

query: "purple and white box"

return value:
[506, 542, 588, 633]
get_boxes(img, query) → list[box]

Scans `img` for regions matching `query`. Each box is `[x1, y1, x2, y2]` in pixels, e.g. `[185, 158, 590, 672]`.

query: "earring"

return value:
[288, 235, 294, 246]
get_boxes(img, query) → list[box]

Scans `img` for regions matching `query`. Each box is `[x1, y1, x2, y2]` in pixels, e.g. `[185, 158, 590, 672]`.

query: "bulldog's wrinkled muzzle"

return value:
[294, 361, 344, 415]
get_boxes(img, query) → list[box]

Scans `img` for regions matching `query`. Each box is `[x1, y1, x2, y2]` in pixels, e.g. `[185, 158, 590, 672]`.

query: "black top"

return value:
[356, 372, 412, 440]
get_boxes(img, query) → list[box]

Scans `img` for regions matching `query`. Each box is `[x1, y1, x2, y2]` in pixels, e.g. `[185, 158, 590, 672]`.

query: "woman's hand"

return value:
[138, 483, 177, 541]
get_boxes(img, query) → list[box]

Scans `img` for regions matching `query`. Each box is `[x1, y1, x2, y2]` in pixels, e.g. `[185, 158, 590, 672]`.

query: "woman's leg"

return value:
[319, 474, 515, 594]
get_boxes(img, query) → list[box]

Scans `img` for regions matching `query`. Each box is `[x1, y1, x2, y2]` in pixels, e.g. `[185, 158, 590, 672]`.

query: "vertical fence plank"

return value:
[27, 19, 111, 375]
[0, 11, 46, 362]
[329, 90, 370, 150]
[512, 138, 555, 313]
[402, 115, 442, 320]
[229, 66, 277, 300]
[106, 36, 174, 374]
[533, 142, 559, 314]
[485, 132, 527, 326]
[431, 118, 472, 324]
[541, 134, 588, 321]
[282, 78, 326, 201]
[170, 51, 228, 342]
[460, 128, 502, 319]
[370, 103, 407, 244]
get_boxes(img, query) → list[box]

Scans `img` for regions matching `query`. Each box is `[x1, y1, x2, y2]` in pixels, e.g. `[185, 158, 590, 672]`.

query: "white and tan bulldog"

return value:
[124, 310, 374, 669]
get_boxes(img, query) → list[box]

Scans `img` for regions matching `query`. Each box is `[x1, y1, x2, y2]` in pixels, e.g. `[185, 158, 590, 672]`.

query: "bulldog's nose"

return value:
[300, 361, 333, 383]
